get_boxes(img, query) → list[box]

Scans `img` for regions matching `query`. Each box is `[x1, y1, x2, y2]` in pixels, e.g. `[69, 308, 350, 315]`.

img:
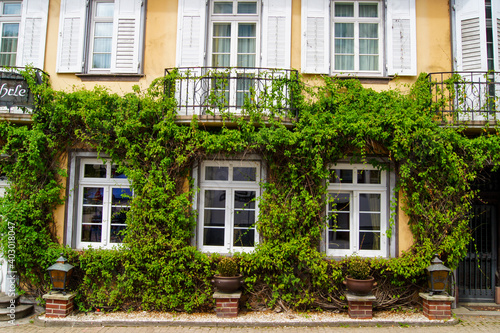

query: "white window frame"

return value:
[75, 158, 131, 249]
[198, 160, 260, 253]
[331, 0, 383, 76]
[0, 1, 21, 67]
[326, 163, 388, 257]
[88, 0, 114, 73]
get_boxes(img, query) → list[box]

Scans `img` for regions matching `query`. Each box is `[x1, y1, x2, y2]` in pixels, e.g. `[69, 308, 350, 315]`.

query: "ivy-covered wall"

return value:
[1, 69, 498, 312]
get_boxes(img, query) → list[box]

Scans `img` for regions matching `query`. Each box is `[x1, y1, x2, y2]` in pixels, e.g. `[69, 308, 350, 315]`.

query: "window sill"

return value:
[76, 73, 144, 82]
[331, 75, 393, 84]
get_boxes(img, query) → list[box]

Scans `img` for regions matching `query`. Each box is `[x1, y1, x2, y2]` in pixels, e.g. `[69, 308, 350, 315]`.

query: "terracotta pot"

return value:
[212, 274, 244, 293]
[343, 276, 377, 296]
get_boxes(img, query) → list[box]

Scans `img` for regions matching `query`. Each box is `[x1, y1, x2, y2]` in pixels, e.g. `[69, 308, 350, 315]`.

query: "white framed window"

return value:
[0, 1, 21, 67]
[332, 1, 382, 74]
[326, 164, 387, 257]
[75, 158, 131, 249]
[57, 0, 144, 74]
[198, 160, 260, 253]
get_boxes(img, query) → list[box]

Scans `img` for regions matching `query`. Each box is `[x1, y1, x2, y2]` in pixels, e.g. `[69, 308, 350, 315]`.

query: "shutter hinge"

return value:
[86, 0, 90, 8]
[137, 61, 140, 69]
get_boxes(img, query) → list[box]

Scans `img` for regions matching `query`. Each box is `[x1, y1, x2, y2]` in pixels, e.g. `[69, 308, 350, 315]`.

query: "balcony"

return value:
[164, 67, 299, 126]
[428, 72, 500, 127]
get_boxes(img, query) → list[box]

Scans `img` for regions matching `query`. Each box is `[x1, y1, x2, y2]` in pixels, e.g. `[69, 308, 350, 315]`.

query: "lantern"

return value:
[47, 253, 74, 295]
[426, 254, 451, 296]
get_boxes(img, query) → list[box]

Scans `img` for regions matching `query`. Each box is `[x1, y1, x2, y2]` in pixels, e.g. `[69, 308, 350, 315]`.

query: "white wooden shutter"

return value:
[301, 0, 330, 74]
[453, 0, 487, 71]
[386, 0, 417, 76]
[492, 0, 500, 72]
[111, 0, 143, 73]
[16, 0, 49, 69]
[56, 0, 86, 73]
[176, 0, 207, 67]
[261, 0, 291, 69]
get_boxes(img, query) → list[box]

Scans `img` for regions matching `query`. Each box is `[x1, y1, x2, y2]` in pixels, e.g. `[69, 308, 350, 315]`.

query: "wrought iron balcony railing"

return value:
[428, 72, 500, 124]
[164, 67, 299, 120]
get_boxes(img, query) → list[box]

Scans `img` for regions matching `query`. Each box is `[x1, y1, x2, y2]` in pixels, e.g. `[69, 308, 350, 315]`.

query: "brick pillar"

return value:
[346, 292, 376, 319]
[213, 291, 242, 318]
[419, 293, 455, 320]
[43, 292, 75, 318]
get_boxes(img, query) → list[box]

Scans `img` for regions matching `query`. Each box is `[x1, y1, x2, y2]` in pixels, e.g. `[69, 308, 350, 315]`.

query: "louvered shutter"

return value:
[453, 0, 487, 71]
[56, 0, 86, 73]
[261, 0, 291, 69]
[386, 0, 417, 76]
[176, 0, 207, 67]
[492, 0, 500, 71]
[16, 0, 49, 69]
[111, 0, 143, 73]
[301, 0, 330, 74]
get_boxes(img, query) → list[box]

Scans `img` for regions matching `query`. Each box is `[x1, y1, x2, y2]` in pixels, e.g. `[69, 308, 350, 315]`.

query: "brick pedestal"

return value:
[43, 292, 75, 318]
[419, 293, 455, 320]
[213, 291, 241, 318]
[346, 292, 376, 319]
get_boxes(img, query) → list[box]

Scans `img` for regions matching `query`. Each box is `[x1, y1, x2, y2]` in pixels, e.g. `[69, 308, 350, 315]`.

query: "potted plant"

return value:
[212, 257, 244, 293]
[343, 255, 377, 295]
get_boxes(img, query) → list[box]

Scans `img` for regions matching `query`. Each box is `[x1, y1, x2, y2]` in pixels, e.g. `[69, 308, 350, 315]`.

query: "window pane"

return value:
[112, 188, 132, 205]
[360, 55, 378, 71]
[93, 37, 112, 52]
[335, 55, 354, 70]
[335, 23, 354, 38]
[329, 193, 350, 211]
[335, 3, 354, 17]
[335, 38, 354, 54]
[359, 39, 379, 55]
[213, 23, 231, 37]
[84, 164, 107, 178]
[109, 225, 126, 243]
[328, 231, 349, 249]
[205, 190, 226, 208]
[204, 228, 224, 246]
[359, 193, 380, 211]
[237, 54, 255, 67]
[96, 2, 114, 16]
[329, 212, 350, 229]
[233, 167, 256, 181]
[238, 23, 256, 37]
[359, 3, 378, 18]
[3, 3, 21, 15]
[357, 169, 381, 184]
[359, 231, 380, 250]
[205, 166, 229, 180]
[204, 209, 225, 226]
[213, 38, 231, 53]
[359, 213, 380, 230]
[81, 225, 102, 242]
[359, 23, 378, 38]
[330, 169, 353, 183]
[92, 53, 111, 69]
[83, 187, 104, 205]
[111, 207, 128, 224]
[0, 54, 15, 66]
[234, 210, 255, 227]
[111, 165, 127, 178]
[233, 228, 254, 247]
[95, 22, 113, 37]
[82, 206, 103, 223]
[237, 2, 257, 14]
[237, 38, 256, 53]
[2, 23, 19, 37]
[0, 38, 17, 53]
[234, 191, 255, 209]
[212, 54, 230, 67]
[214, 2, 233, 14]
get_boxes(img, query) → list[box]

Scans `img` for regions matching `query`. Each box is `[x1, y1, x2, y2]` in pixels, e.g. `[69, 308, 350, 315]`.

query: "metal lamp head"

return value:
[426, 254, 451, 296]
[47, 253, 74, 295]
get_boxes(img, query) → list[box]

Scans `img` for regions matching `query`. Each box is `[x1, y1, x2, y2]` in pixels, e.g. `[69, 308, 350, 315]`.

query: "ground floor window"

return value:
[74, 157, 131, 249]
[326, 163, 387, 257]
[198, 160, 260, 253]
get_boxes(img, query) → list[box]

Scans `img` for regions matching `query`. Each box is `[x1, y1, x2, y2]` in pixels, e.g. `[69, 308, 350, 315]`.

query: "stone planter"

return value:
[212, 274, 244, 293]
[343, 276, 377, 296]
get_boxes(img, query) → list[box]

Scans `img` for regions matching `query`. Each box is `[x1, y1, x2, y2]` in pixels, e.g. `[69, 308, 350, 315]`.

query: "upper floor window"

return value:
[57, 0, 144, 74]
[0, 1, 21, 67]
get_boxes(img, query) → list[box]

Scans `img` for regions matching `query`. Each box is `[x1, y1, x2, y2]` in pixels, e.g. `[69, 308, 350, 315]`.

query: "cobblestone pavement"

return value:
[2, 316, 500, 333]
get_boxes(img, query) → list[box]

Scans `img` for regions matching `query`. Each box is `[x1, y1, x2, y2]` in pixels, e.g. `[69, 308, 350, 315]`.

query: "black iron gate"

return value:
[458, 204, 497, 302]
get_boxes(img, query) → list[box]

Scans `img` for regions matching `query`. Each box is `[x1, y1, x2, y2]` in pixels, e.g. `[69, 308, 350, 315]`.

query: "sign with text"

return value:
[0, 71, 34, 109]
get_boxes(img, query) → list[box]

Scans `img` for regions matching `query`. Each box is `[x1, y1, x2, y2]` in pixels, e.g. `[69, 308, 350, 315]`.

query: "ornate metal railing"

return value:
[428, 72, 500, 123]
[164, 67, 299, 119]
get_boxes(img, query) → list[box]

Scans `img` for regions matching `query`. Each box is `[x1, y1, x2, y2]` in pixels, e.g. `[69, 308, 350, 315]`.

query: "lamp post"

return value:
[47, 253, 74, 295]
[425, 254, 451, 296]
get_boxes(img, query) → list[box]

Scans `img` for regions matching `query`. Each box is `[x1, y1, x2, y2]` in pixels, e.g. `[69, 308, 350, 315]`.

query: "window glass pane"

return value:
[329, 193, 350, 211]
[2, 23, 18, 37]
[330, 169, 353, 183]
[81, 225, 102, 242]
[237, 54, 255, 67]
[0, 54, 15, 66]
[335, 3, 354, 17]
[359, 39, 378, 55]
[359, 231, 380, 250]
[238, 23, 256, 37]
[213, 23, 231, 37]
[335, 55, 354, 70]
[237, 38, 256, 53]
[360, 55, 378, 71]
[214, 2, 233, 14]
[212, 54, 230, 67]
[359, 3, 378, 17]
[93, 37, 112, 53]
[359, 193, 380, 211]
[329, 212, 350, 229]
[109, 225, 126, 243]
[234, 210, 255, 227]
[92, 53, 111, 69]
[335, 23, 354, 38]
[328, 230, 349, 249]
[111, 207, 128, 224]
[95, 22, 113, 37]
[233, 228, 254, 247]
[205, 190, 226, 208]
[112, 188, 132, 205]
[359, 23, 378, 38]
[82, 206, 103, 223]
[213, 38, 231, 53]
[233, 167, 256, 181]
[3, 3, 21, 15]
[111, 165, 127, 178]
[204, 228, 225, 246]
[205, 166, 229, 180]
[335, 38, 354, 54]
[357, 169, 381, 184]
[204, 210, 225, 226]
[359, 213, 380, 230]
[83, 187, 104, 205]
[96, 2, 114, 16]
[234, 190, 255, 209]
[237, 2, 257, 14]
